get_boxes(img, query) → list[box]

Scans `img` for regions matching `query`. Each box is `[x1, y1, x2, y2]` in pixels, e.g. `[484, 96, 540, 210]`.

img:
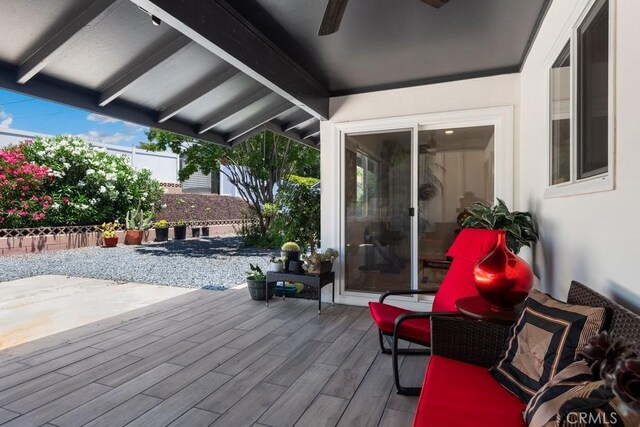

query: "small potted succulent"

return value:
[246, 264, 275, 301]
[154, 219, 169, 242]
[304, 248, 339, 275]
[100, 221, 119, 247]
[174, 220, 187, 240]
[280, 241, 300, 272]
[268, 256, 285, 272]
[125, 206, 153, 245]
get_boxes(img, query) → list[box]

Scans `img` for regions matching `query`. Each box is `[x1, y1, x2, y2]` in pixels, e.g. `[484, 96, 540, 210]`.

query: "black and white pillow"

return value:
[525, 360, 640, 427]
[490, 290, 607, 403]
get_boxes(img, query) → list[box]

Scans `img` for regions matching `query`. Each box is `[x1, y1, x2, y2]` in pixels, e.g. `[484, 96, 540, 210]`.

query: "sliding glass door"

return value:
[343, 130, 412, 293]
[417, 125, 495, 290]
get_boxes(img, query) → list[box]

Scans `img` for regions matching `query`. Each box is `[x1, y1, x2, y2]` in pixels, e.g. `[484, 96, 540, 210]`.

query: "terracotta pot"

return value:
[103, 236, 118, 248]
[125, 230, 144, 245]
[473, 230, 533, 311]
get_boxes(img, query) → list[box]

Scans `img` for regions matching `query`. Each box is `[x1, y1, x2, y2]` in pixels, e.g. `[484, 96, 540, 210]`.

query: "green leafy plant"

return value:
[100, 221, 119, 238]
[246, 263, 266, 281]
[281, 242, 300, 252]
[272, 178, 320, 252]
[303, 248, 339, 272]
[154, 219, 168, 228]
[176, 219, 186, 226]
[125, 206, 153, 230]
[461, 198, 538, 254]
[269, 256, 285, 263]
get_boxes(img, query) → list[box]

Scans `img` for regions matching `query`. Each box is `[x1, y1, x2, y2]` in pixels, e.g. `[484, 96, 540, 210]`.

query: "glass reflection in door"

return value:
[417, 126, 495, 290]
[344, 131, 412, 293]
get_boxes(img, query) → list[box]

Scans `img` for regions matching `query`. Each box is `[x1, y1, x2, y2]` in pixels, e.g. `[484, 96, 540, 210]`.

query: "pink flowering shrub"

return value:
[0, 144, 53, 228]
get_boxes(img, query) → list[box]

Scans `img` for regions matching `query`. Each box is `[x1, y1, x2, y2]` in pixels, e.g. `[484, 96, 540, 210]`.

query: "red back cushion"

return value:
[432, 228, 501, 312]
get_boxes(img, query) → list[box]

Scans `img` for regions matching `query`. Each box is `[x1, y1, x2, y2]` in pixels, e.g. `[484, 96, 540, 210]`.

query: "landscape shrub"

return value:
[0, 144, 52, 228]
[2, 136, 164, 227]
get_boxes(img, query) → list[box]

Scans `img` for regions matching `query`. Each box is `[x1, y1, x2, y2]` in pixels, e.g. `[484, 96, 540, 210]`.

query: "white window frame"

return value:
[544, 0, 615, 199]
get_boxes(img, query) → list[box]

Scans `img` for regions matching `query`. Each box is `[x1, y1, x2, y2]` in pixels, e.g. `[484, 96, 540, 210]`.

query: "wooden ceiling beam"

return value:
[197, 87, 271, 135]
[99, 34, 190, 106]
[158, 67, 240, 123]
[18, 0, 118, 84]
[129, 0, 329, 119]
[226, 103, 297, 143]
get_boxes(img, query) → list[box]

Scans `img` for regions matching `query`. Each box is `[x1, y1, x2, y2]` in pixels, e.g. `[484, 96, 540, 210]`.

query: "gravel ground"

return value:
[0, 236, 278, 291]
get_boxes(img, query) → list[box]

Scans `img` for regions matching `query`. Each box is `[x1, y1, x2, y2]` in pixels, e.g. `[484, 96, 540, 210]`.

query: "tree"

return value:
[140, 129, 319, 236]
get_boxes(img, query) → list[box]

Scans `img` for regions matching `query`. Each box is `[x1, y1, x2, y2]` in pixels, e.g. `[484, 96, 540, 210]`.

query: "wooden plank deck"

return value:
[0, 287, 428, 427]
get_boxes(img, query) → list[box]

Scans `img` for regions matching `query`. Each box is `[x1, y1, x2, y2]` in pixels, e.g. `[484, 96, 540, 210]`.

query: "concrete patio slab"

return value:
[0, 275, 194, 351]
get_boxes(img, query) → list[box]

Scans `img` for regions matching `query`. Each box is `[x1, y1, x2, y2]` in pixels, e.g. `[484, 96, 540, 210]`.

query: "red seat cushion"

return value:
[413, 356, 525, 427]
[368, 302, 431, 344]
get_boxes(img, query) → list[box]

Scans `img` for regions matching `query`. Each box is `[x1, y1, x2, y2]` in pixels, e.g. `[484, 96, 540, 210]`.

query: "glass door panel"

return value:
[417, 126, 495, 291]
[344, 130, 412, 293]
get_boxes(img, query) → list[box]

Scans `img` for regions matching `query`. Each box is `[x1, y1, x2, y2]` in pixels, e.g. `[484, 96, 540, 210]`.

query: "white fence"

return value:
[0, 128, 179, 184]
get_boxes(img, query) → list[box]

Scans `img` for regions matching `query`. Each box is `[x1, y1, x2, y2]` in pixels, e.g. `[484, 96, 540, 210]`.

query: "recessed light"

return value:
[445, 130, 454, 135]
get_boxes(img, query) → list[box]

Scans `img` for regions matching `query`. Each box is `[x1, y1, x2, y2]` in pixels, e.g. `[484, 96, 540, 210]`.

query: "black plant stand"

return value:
[265, 271, 335, 314]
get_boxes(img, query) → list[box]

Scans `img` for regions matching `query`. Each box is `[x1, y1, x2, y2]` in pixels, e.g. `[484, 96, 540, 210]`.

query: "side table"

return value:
[455, 296, 522, 324]
[265, 271, 335, 314]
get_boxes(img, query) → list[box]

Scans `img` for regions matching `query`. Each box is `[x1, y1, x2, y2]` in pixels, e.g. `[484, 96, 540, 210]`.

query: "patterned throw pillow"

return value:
[525, 360, 640, 427]
[490, 290, 607, 403]
[524, 360, 596, 426]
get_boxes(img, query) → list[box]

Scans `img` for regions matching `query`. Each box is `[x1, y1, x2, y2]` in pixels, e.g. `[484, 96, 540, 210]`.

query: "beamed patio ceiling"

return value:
[0, 0, 550, 148]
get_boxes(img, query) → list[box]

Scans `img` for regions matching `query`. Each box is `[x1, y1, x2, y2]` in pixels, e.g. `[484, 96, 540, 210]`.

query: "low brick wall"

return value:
[0, 224, 238, 257]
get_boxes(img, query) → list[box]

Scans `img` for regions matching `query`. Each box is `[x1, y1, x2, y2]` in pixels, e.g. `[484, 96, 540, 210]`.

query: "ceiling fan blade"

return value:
[318, 0, 349, 36]
[419, 0, 449, 8]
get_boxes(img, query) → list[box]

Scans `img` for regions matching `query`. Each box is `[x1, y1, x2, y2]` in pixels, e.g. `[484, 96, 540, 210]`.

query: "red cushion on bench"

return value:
[368, 302, 431, 344]
[413, 356, 525, 427]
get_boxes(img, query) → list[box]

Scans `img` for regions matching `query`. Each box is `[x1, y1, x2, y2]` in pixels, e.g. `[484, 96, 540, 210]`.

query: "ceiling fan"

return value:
[318, 0, 449, 36]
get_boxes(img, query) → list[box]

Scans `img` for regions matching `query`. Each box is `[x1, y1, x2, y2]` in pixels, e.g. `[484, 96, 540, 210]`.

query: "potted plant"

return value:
[154, 219, 169, 242]
[280, 241, 300, 272]
[268, 256, 285, 272]
[174, 220, 187, 240]
[201, 226, 210, 237]
[303, 248, 339, 275]
[461, 198, 539, 254]
[246, 264, 275, 301]
[100, 221, 119, 247]
[124, 206, 153, 245]
[191, 226, 201, 238]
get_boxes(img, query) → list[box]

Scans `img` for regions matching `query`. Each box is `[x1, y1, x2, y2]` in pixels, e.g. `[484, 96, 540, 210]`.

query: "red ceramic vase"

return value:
[103, 237, 118, 248]
[473, 230, 533, 311]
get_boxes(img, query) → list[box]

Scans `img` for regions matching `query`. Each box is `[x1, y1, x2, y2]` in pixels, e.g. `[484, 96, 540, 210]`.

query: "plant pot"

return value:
[201, 227, 210, 237]
[103, 236, 118, 247]
[281, 250, 300, 272]
[174, 225, 186, 240]
[307, 260, 333, 275]
[125, 230, 143, 245]
[288, 260, 304, 274]
[247, 277, 275, 301]
[155, 227, 169, 242]
[268, 262, 283, 272]
[191, 227, 201, 238]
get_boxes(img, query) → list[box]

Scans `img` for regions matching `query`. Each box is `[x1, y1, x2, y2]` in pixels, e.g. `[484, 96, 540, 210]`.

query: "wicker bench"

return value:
[413, 281, 640, 427]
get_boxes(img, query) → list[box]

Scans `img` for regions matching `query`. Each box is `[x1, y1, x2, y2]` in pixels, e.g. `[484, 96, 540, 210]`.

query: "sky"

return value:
[0, 88, 148, 147]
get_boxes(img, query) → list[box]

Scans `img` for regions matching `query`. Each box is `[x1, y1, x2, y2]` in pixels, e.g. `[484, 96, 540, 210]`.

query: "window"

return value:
[547, 0, 613, 197]
[355, 151, 378, 218]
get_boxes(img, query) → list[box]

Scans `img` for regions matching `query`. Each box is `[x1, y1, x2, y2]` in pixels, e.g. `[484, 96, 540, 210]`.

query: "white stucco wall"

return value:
[519, 0, 640, 306]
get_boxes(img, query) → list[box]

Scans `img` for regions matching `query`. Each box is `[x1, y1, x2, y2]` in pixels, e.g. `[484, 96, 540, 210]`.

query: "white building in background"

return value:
[0, 128, 179, 184]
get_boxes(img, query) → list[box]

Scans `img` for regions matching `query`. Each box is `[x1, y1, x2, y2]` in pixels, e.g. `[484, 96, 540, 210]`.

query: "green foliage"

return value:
[246, 263, 266, 281]
[281, 241, 300, 252]
[272, 180, 321, 252]
[141, 129, 320, 245]
[287, 175, 320, 187]
[13, 135, 163, 226]
[154, 219, 168, 228]
[125, 205, 154, 230]
[461, 198, 539, 254]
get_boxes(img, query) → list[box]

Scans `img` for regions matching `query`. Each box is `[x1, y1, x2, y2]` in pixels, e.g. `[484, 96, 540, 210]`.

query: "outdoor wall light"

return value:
[445, 130, 454, 135]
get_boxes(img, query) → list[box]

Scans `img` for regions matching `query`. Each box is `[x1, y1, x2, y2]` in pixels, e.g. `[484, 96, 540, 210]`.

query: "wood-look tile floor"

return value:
[0, 287, 428, 427]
